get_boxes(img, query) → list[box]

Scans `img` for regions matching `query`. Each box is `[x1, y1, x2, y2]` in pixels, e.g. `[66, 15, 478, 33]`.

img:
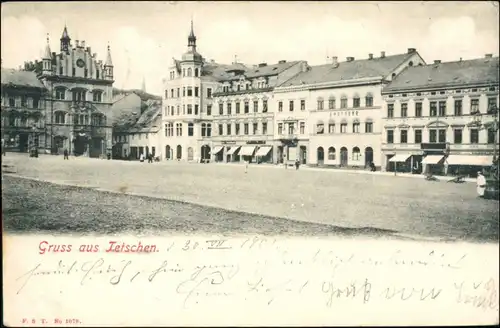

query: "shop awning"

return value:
[446, 155, 493, 166]
[421, 155, 444, 165]
[226, 146, 240, 155]
[212, 146, 223, 154]
[255, 146, 272, 157]
[389, 153, 412, 163]
[240, 146, 256, 156]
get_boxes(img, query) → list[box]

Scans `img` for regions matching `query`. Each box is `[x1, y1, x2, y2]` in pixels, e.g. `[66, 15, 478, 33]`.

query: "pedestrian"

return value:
[245, 160, 248, 174]
[139, 153, 144, 163]
[476, 171, 487, 198]
[295, 159, 300, 170]
[148, 153, 153, 163]
[63, 148, 69, 160]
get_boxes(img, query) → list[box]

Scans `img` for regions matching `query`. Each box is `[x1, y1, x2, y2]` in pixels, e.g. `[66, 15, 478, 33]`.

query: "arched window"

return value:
[91, 113, 105, 126]
[353, 94, 360, 108]
[317, 147, 324, 163]
[93, 90, 103, 102]
[55, 87, 66, 100]
[340, 95, 348, 108]
[328, 147, 336, 160]
[72, 88, 87, 102]
[207, 123, 212, 137]
[194, 68, 199, 77]
[328, 96, 336, 109]
[352, 147, 361, 160]
[183, 69, 186, 77]
[317, 97, 324, 110]
[365, 93, 374, 107]
[54, 111, 65, 124]
[187, 68, 192, 77]
[188, 123, 194, 136]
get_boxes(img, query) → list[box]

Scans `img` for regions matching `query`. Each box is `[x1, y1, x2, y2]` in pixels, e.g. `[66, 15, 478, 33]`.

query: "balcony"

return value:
[277, 133, 298, 141]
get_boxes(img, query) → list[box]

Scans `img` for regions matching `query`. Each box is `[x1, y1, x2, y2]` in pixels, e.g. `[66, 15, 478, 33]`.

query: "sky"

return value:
[1, 1, 499, 96]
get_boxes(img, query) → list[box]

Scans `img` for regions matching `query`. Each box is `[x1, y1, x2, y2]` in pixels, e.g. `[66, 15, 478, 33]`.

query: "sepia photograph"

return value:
[2, 1, 499, 326]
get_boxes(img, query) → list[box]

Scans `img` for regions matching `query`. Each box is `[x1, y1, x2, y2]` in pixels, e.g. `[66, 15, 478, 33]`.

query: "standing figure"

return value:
[63, 149, 69, 160]
[139, 153, 144, 163]
[476, 171, 487, 198]
[295, 159, 300, 170]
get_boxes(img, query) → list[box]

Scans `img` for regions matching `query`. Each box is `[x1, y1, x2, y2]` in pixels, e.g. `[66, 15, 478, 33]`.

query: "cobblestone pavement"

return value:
[2, 153, 499, 242]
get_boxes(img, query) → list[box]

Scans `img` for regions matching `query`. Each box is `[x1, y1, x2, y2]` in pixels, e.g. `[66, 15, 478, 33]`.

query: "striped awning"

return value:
[422, 155, 444, 165]
[389, 153, 411, 163]
[446, 155, 493, 166]
[226, 146, 240, 155]
[240, 146, 256, 156]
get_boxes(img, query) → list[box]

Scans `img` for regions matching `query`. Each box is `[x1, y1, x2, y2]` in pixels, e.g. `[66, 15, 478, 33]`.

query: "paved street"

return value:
[2, 153, 499, 242]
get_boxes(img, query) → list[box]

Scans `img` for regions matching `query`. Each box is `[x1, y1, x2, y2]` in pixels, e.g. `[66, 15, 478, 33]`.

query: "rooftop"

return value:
[383, 56, 500, 93]
[280, 53, 416, 87]
[112, 88, 162, 102]
[1, 68, 46, 89]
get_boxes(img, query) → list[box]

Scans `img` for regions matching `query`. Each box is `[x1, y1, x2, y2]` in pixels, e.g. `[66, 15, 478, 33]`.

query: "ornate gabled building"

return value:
[19, 26, 115, 157]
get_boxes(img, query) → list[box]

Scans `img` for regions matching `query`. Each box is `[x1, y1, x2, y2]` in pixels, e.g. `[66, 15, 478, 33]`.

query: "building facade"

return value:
[20, 26, 115, 157]
[381, 55, 499, 177]
[274, 49, 425, 168]
[210, 60, 307, 164]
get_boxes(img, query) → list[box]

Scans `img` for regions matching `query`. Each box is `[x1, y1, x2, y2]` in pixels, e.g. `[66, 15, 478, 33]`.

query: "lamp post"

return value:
[471, 104, 498, 180]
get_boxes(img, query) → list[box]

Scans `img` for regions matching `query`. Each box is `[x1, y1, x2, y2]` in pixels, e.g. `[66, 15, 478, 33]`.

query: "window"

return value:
[55, 88, 66, 100]
[317, 99, 324, 110]
[187, 105, 193, 115]
[487, 98, 498, 113]
[227, 103, 232, 115]
[195, 87, 199, 97]
[430, 101, 437, 116]
[244, 123, 249, 135]
[54, 112, 65, 124]
[187, 68, 192, 77]
[400, 130, 408, 144]
[226, 124, 231, 135]
[454, 99, 462, 116]
[207, 124, 212, 137]
[352, 147, 361, 161]
[353, 122, 360, 133]
[353, 96, 360, 108]
[263, 100, 268, 112]
[316, 123, 324, 134]
[329, 98, 336, 109]
[21, 96, 27, 107]
[9, 98, 15, 106]
[194, 68, 199, 77]
[176, 106, 180, 115]
[278, 123, 283, 135]
[207, 88, 212, 98]
[253, 101, 258, 112]
[454, 129, 462, 144]
[398, 103, 407, 118]
[365, 122, 373, 133]
[253, 123, 258, 135]
[244, 101, 249, 114]
[289, 100, 294, 112]
[438, 101, 446, 116]
[177, 88, 180, 97]
[365, 94, 373, 107]
[72, 68, 76, 76]
[414, 129, 422, 143]
[288, 123, 294, 135]
[328, 123, 335, 134]
[33, 97, 39, 109]
[219, 103, 223, 115]
[93, 91, 102, 102]
[278, 101, 283, 112]
[470, 128, 479, 144]
[262, 122, 268, 135]
[60, 67, 63, 75]
[72, 90, 86, 102]
[471, 99, 479, 114]
[165, 90, 168, 99]
[328, 147, 336, 160]
[176, 123, 183, 136]
[300, 122, 305, 134]
[236, 102, 240, 114]
[340, 97, 348, 109]
[183, 88, 186, 97]
[438, 129, 446, 142]
[429, 130, 437, 143]
[387, 104, 394, 118]
[488, 128, 496, 144]
[387, 130, 394, 144]
[195, 105, 199, 115]
[415, 102, 422, 117]
[188, 123, 194, 136]
[207, 105, 212, 116]
[201, 123, 207, 137]
[164, 123, 174, 137]
[301, 100, 305, 111]
[340, 123, 347, 133]
[235, 123, 240, 135]
[218, 124, 223, 135]
[187, 87, 193, 97]
[170, 89, 174, 98]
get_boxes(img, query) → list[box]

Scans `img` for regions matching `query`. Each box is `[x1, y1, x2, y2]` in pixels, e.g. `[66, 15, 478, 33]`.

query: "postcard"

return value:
[2, 1, 499, 326]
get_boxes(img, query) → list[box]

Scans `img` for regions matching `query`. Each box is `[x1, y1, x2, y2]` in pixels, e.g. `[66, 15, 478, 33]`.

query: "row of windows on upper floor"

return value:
[3, 96, 41, 109]
[169, 67, 201, 80]
[386, 97, 498, 118]
[279, 95, 375, 112]
[52, 111, 106, 125]
[385, 128, 497, 145]
[53, 88, 105, 102]
[53, 66, 109, 79]
[385, 86, 497, 99]
[311, 122, 375, 135]
[165, 86, 212, 99]
[3, 116, 40, 128]
[164, 122, 212, 137]
[219, 80, 270, 93]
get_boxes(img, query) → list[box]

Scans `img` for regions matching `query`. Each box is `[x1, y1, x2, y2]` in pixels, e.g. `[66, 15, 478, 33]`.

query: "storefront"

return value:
[387, 152, 424, 173]
[445, 154, 494, 178]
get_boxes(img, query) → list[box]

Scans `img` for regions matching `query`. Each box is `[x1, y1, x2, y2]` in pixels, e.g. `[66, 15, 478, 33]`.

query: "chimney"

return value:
[368, 53, 373, 60]
[381, 51, 386, 58]
[75, 40, 80, 48]
[407, 48, 416, 53]
[258, 63, 267, 67]
[81, 40, 86, 48]
[332, 56, 338, 67]
[434, 60, 441, 64]
[346, 57, 355, 62]
[485, 54, 493, 58]
[87, 47, 91, 54]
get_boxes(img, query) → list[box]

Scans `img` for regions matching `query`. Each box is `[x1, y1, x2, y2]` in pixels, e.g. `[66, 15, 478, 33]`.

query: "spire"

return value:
[105, 42, 113, 66]
[61, 25, 70, 40]
[188, 18, 196, 49]
[43, 33, 52, 59]
[60, 25, 71, 52]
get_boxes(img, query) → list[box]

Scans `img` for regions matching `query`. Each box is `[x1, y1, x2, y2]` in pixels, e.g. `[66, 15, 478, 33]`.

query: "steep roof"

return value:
[1, 68, 46, 89]
[280, 53, 415, 87]
[112, 88, 162, 102]
[243, 61, 301, 79]
[114, 100, 161, 133]
[383, 57, 500, 93]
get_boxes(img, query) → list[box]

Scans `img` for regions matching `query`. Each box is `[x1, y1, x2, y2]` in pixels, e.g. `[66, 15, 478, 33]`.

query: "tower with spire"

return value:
[60, 25, 71, 53]
[42, 34, 53, 75]
[104, 43, 114, 81]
